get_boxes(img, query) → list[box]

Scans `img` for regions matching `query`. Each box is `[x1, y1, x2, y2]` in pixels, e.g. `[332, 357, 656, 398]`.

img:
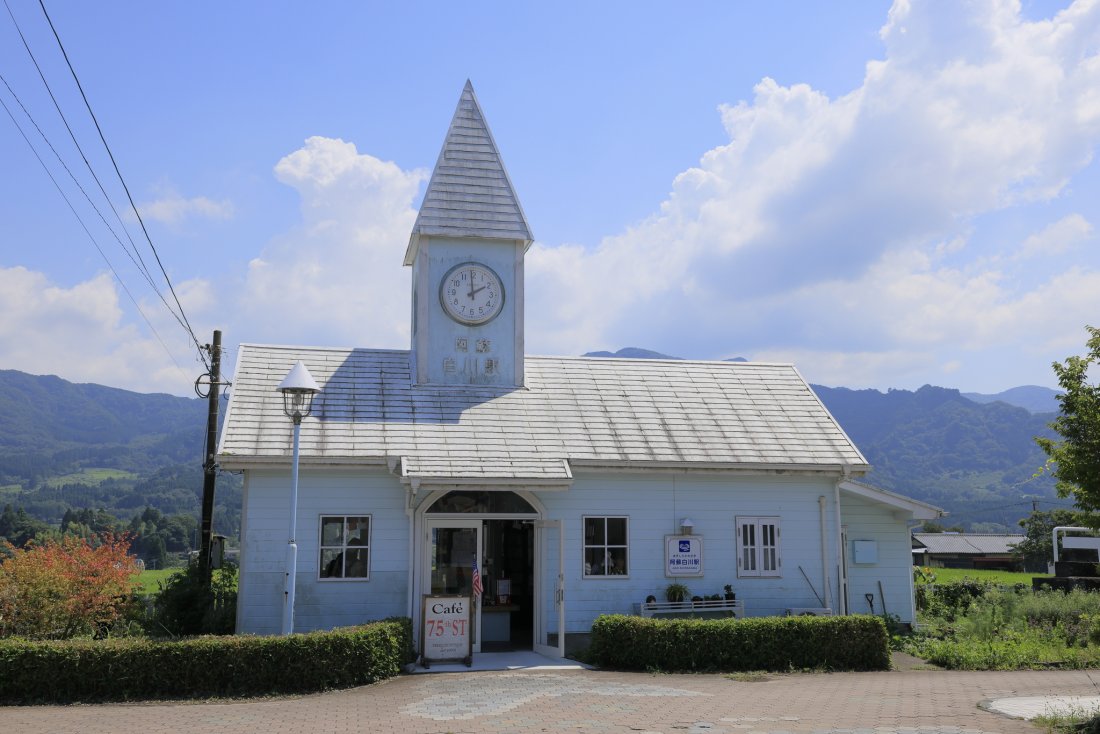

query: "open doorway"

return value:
[481, 519, 534, 651]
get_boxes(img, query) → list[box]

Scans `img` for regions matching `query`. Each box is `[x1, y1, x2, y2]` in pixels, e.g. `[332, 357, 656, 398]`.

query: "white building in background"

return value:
[218, 81, 941, 656]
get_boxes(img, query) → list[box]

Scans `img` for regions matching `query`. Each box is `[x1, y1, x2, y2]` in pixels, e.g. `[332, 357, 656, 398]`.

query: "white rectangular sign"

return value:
[665, 535, 704, 577]
[421, 595, 472, 665]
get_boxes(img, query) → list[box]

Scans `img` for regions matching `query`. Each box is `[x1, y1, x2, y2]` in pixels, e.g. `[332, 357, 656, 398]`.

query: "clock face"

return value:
[439, 262, 505, 325]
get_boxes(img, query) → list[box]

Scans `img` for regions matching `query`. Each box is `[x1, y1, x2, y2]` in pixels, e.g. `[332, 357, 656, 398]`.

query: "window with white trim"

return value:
[736, 516, 780, 577]
[319, 515, 370, 579]
[583, 516, 628, 577]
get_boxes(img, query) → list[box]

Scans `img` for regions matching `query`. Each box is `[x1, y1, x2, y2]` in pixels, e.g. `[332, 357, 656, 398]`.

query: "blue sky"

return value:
[1, 0, 1098, 396]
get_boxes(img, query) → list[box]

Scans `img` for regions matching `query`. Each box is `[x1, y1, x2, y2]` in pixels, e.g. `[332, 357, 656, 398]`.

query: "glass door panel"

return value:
[426, 519, 482, 652]
[431, 527, 478, 595]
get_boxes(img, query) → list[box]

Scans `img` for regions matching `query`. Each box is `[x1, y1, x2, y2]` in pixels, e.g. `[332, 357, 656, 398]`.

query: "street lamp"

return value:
[277, 360, 320, 635]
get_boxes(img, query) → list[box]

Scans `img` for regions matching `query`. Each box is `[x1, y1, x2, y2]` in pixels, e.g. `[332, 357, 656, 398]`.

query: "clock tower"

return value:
[405, 81, 532, 387]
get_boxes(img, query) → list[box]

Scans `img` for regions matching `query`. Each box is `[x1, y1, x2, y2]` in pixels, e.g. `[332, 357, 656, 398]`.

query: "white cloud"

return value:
[12, 1, 1100, 396]
[235, 137, 426, 349]
[140, 193, 234, 224]
[0, 266, 201, 393]
[1016, 213, 1093, 259]
[522, 0, 1100, 390]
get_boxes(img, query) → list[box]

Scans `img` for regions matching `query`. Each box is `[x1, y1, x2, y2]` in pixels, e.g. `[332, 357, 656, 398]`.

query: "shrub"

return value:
[589, 614, 889, 672]
[0, 617, 413, 703]
[915, 580, 993, 618]
[0, 534, 138, 639]
[147, 562, 237, 636]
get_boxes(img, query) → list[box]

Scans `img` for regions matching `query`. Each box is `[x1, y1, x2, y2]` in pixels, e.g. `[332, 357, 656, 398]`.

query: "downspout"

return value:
[818, 496, 832, 612]
[834, 467, 850, 615]
[405, 477, 421, 627]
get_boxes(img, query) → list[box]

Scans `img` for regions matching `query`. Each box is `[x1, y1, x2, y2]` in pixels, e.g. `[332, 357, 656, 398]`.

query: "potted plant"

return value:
[665, 583, 690, 604]
[724, 584, 736, 601]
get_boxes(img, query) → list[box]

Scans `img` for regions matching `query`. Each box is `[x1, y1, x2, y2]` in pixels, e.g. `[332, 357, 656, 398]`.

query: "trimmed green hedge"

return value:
[0, 617, 413, 704]
[589, 614, 889, 672]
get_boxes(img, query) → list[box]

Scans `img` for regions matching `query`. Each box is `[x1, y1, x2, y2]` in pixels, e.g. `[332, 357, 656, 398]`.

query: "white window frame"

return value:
[318, 514, 371, 581]
[736, 516, 781, 578]
[582, 515, 629, 578]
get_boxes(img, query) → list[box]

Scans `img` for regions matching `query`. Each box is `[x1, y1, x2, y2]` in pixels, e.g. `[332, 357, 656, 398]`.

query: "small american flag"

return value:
[471, 558, 483, 598]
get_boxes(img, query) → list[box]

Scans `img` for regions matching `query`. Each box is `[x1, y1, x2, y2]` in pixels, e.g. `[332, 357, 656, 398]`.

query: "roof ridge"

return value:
[526, 354, 794, 368]
[405, 81, 532, 264]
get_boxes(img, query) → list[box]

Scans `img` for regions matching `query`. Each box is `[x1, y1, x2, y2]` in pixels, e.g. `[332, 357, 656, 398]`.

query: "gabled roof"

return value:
[840, 480, 943, 520]
[218, 345, 870, 484]
[912, 533, 1024, 555]
[405, 81, 532, 264]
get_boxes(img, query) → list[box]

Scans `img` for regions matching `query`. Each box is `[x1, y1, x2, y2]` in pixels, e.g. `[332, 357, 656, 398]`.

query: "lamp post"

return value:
[277, 361, 320, 635]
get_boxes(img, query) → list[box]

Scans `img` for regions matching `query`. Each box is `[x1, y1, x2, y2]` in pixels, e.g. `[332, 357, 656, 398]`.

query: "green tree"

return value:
[919, 520, 964, 533]
[1036, 326, 1100, 526]
[1013, 508, 1082, 572]
[0, 504, 51, 547]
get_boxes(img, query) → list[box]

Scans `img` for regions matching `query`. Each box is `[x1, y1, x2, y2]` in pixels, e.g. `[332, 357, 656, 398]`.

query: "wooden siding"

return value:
[236, 470, 919, 636]
[842, 493, 917, 622]
[236, 469, 408, 635]
[538, 473, 849, 630]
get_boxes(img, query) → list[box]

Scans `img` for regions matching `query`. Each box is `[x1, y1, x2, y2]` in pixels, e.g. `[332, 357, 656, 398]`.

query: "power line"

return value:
[0, 22, 204, 368]
[0, 71, 166, 299]
[0, 90, 189, 380]
[3, 0, 157, 292]
[35, 0, 209, 369]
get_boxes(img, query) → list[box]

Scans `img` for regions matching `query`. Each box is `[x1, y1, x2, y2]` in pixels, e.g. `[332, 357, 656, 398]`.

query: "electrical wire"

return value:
[35, 0, 210, 369]
[3, 0, 157, 293]
[0, 72, 160, 294]
[0, 90, 189, 380]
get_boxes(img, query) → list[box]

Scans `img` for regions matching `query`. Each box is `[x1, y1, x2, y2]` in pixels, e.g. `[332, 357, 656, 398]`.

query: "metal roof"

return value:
[405, 80, 532, 264]
[912, 533, 1024, 555]
[218, 345, 869, 483]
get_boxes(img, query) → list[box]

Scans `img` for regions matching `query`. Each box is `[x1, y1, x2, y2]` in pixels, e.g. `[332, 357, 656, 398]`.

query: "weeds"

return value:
[904, 584, 1100, 670]
[1034, 703, 1100, 734]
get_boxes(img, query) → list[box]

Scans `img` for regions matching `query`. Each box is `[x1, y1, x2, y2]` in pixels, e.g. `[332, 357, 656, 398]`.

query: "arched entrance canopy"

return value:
[426, 490, 538, 514]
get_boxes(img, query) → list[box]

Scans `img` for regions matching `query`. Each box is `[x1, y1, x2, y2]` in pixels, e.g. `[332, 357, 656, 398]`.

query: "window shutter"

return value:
[736, 516, 781, 578]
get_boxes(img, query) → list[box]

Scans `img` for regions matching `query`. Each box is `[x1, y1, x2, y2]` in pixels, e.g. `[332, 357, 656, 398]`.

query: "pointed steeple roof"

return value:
[405, 81, 532, 264]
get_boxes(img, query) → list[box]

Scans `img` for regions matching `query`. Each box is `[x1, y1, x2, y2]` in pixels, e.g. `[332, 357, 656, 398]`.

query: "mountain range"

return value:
[0, 369, 241, 542]
[0, 356, 1069, 538]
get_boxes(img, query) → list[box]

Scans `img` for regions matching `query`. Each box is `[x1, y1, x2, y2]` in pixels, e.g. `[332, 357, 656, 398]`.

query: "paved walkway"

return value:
[3, 666, 1099, 734]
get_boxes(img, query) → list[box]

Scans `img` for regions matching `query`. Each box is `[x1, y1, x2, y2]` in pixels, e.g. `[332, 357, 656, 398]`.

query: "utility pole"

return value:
[197, 330, 222, 581]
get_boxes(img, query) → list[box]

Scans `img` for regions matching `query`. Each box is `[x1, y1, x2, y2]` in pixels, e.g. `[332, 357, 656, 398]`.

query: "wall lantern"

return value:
[680, 518, 695, 536]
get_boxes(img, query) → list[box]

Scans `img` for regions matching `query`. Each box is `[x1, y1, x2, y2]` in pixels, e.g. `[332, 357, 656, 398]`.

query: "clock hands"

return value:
[467, 272, 487, 300]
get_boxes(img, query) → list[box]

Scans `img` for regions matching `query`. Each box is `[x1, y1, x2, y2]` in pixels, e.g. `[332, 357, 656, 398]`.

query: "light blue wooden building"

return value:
[218, 82, 941, 656]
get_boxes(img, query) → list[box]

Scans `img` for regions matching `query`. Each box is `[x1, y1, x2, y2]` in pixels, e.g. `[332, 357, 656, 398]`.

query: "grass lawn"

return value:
[135, 567, 183, 595]
[923, 567, 1051, 585]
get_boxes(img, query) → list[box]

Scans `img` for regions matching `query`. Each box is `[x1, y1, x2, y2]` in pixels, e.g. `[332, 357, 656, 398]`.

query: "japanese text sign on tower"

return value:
[421, 595, 472, 668]
[665, 535, 704, 577]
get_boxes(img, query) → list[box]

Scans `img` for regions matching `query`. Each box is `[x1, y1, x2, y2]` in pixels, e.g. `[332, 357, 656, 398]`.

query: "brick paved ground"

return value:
[2, 669, 1097, 734]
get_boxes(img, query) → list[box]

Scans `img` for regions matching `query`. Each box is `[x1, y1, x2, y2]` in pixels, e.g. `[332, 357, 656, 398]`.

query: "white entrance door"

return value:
[533, 519, 564, 658]
[425, 519, 483, 653]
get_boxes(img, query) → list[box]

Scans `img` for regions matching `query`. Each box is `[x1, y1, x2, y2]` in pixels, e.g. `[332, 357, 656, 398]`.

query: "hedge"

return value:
[589, 614, 889, 672]
[0, 617, 413, 704]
